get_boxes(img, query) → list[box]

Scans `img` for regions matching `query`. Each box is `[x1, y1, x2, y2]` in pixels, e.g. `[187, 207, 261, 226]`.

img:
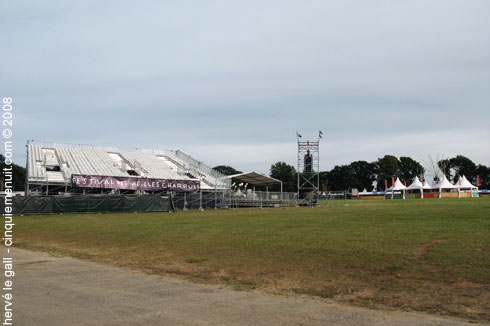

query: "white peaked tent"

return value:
[456, 175, 478, 189]
[407, 176, 431, 198]
[455, 175, 479, 197]
[359, 188, 370, 195]
[387, 177, 407, 199]
[432, 174, 457, 198]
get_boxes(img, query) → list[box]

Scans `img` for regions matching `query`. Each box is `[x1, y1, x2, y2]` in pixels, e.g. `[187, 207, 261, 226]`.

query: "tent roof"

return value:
[407, 176, 432, 190]
[387, 177, 407, 191]
[407, 176, 423, 189]
[455, 175, 478, 189]
[432, 174, 457, 189]
[227, 172, 282, 186]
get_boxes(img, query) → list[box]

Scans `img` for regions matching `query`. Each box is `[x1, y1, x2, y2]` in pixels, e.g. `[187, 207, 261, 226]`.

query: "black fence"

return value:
[2, 194, 173, 215]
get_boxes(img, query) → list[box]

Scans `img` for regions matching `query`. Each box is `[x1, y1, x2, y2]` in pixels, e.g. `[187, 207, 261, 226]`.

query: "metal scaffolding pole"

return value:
[199, 190, 203, 210]
[25, 141, 30, 196]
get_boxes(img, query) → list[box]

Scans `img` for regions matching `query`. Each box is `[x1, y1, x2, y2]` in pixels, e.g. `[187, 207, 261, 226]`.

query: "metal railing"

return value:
[230, 190, 297, 208]
[167, 150, 230, 189]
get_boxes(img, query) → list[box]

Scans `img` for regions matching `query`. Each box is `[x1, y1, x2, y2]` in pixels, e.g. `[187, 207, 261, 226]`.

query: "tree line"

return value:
[214, 155, 490, 192]
[0, 154, 26, 191]
[1, 154, 487, 193]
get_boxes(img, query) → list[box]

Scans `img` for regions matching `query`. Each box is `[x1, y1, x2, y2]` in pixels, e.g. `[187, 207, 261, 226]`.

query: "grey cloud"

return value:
[1, 0, 489, 169]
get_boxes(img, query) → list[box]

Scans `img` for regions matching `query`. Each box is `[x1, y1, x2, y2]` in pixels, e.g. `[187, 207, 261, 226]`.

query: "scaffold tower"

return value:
[296, 130, 323, 206]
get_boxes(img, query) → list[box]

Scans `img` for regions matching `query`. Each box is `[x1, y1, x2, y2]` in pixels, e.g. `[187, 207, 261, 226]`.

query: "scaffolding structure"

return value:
[296, 131, 323, 206]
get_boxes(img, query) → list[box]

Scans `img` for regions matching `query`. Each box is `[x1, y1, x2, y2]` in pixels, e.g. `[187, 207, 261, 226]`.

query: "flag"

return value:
[319, 130, 323, 139]
[477, 175, 480, 186]
[392, 177, 395, 187]
[385, 179, 388, 190]
[296, 131, 302, 138]
[404, 180, 407, 187]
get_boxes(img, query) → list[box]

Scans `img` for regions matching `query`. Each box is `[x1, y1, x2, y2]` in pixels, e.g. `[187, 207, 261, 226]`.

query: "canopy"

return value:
[359, 188, 370, 195]
[227, 172, 283, 187]
[432, 174, 457, 189]
[407, 176, 432, 190]
[387, 177, 407, 191]
[455, 175, 478, 189]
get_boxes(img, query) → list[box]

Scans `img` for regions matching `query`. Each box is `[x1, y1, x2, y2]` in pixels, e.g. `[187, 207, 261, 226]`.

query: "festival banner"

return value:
[72, 174, 200, 192]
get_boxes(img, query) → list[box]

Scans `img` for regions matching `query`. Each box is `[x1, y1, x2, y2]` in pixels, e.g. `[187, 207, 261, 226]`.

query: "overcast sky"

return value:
[1, 1, 489, 174]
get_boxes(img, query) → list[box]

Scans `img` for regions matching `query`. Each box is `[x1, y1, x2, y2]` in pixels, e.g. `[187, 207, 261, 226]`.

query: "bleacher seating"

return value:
[26, 141, 230, 190]
[27, 144, 47, 180]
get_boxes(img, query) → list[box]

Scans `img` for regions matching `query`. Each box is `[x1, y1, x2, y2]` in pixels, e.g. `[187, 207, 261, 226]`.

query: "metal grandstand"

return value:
[25, 140, 231, 195]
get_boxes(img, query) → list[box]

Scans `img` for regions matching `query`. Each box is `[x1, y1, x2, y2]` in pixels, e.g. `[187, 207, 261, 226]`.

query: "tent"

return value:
[359, 188, 370, 195]
[386, 177, 407, 199]
[406, 176, 431, 199]
[227, 172, 283, 193]
[432, 174, 457, 198]
[454, 175, 479, 198]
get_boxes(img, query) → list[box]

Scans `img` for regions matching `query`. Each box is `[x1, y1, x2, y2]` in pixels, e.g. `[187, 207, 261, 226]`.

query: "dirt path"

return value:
[415, 239, 447, 258]
[12, 248, 485, 326]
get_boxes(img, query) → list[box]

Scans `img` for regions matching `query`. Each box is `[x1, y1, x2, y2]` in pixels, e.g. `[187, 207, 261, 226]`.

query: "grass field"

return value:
[14, 198, 490, 321]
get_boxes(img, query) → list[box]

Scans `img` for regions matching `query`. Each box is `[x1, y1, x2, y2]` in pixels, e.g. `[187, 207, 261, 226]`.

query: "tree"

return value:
[270, 162, 296, 192]
[0, 155, 26, 191]
[475, 165, 490, 189]
[375, 155, 399, 190]
[349, 161, 377, 191]
[326, 165, 357, 191]
[448, 155, 477, 183]
[399, 156, 424, 184]
[437, 159, 451, 179]
[319, 171, 328, 192]
[213, 165, 242, 176]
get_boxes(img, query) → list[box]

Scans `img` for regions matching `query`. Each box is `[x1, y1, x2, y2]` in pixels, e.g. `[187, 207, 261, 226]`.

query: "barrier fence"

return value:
[172, 190, 231, 210]
[172, 190, 297, 209]
[2, 194, 172, 215]
[230, 191, 297, 208]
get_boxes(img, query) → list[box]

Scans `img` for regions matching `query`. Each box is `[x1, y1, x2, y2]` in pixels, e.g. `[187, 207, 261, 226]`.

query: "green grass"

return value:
[14, 198, 490, 320]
